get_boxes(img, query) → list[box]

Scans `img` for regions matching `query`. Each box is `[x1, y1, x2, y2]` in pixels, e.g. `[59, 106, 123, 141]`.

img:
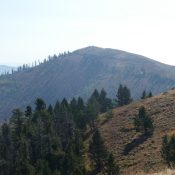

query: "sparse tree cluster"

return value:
[116, 84, 132, 106]
[0, 51, 71, 76]
[134, 106, 154, 136]
[141, 90, 153, 99]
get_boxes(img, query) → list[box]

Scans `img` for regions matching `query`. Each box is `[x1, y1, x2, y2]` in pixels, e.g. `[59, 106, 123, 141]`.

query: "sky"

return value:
[0, 0, 175, 66]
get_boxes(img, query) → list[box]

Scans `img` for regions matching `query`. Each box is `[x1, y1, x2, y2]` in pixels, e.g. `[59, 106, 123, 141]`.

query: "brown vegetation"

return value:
[98, 89, 175, 174]
[142, 169, 175, 175]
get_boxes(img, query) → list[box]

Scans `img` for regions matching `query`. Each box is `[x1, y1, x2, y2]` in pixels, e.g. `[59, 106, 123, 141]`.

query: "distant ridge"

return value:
[0, 65, 16, 75]
[0, 46, 175, 119]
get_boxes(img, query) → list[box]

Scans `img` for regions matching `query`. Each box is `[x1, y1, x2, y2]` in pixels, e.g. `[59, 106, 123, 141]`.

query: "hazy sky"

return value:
[0, 0, 175, 66]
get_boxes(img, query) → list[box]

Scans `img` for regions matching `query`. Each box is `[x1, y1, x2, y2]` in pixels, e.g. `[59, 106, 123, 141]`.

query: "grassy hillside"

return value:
[97, 89, 175, 174]
[1, 46, 175, 119]
[139, 169, 175, 175]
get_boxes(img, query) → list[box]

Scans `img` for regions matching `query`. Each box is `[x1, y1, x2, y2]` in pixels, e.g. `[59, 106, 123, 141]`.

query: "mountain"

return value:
[97, 89, 175, 174]
[0, 46, 175, 119]
[0, 65, 16, 75]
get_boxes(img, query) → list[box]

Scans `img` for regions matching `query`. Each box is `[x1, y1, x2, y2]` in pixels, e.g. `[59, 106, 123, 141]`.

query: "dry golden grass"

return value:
[142, 169, 175, 175]
[98, 89, 175, 174]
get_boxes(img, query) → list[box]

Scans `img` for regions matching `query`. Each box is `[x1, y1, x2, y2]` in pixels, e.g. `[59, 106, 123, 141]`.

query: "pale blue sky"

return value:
[0, 0, 175, 66]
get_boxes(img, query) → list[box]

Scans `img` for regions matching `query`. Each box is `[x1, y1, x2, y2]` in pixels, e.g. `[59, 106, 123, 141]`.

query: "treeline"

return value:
[1, 51, 71, 76]
[0, 85, 154, 175]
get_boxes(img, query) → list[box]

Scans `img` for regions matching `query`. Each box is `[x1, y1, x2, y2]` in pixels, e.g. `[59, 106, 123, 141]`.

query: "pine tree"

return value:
[161, 134, 175, 166]
[35, 98, 46, 112]
[10, 109, 24, 142]
[61, 98, 69, 109]
[9, 109, 35, 175]
[54, 101, 60, 115]
[161, 135, 170, 165]
[86, 97, 100, 129]
[47, 104, 54, 115]
[116, 84, 132, 106]
[77, 97, 84, 111]
[134, 106, 154, 136]
[91, 89, 100, 101]
[89, 129, 108, 172]
[70, 98, 78, 118]
[0, 123, 12, 175]
[36, 160, 51, 175]
[99, 88, 112, 113]
[148, 91, 153, 98]
[15, 137, 35, 175]
[62, 140, 85, 175]
[106, 153, 120, 175]
[25, 106, 32, 118]
[141, 90, 146, 99]
[69, 97, 86, 130]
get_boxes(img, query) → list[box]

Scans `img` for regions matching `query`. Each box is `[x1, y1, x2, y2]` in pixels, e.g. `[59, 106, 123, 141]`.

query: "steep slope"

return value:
[0, 46, 175, 119]
[99, 89, 175, 175]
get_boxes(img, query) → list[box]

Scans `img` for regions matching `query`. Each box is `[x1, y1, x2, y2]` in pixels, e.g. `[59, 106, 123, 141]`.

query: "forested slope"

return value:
[0, 46, 175, 119]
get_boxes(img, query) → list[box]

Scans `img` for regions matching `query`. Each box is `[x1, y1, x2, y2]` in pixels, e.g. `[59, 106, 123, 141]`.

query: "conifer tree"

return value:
[15, 137, 35, 175]
[25, 106, 32, 118]
[141, 90, 146, 99]
[35, 98, 46, 112]
[70, 98, 78, 121]
[89, 129, 108, 172]
[10, 109, 24, 142]
[116, 84, 132, 106]
[54, 101, 60, 115]
[161, 135, 170, 165]
[77, 97, 84, 111]
[106, 153, 120, 175]
[47, 104, 54, 115]
[99, 88, 112, 113]
[148, 91, 153, 98]
[86, 97, 100, 129]
[161, 134, 175, 166]
[134, 106, 154, 136]
[0, 123, 12, 175]
[61, 98, 69, 109]
[91, 89, 100, 101]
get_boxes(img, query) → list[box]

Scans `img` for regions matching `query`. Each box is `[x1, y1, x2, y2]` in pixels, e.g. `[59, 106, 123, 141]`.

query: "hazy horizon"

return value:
[1, 46, 175, 68]
[1, 0, 175, 66]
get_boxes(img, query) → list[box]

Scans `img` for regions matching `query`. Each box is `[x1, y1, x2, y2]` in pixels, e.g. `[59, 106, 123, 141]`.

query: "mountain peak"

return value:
[0, 47, 175, 119]
[73, 46, 104, 54]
